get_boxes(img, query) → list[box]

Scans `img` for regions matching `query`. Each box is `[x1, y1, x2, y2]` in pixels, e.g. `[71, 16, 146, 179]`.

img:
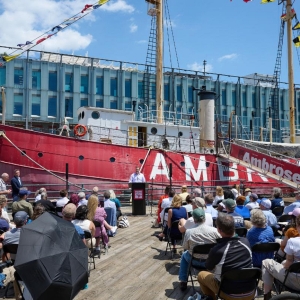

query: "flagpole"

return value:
[287, 0, 295, 143]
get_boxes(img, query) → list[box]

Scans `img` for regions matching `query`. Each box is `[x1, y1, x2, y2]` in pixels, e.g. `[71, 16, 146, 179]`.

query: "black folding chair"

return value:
[272, 206, 284, 217]
[187, 243, 216, 293]
[165, 220, 182, 259]
[84, 231, 96, 274]
[251, 242, 280, 268]
[274, 262, 300, 295]
[161, 207, 171, 231]
[55, 206, 63, 217]
[216, 267, 261, 299]
[235, 227, 248, 237]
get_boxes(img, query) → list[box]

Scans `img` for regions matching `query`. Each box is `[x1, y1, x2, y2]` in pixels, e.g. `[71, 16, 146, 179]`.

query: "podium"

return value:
[129, 182, 147, 215]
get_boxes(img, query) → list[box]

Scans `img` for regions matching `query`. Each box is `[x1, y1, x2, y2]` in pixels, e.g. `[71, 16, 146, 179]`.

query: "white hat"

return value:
[260, 198, 271, 209]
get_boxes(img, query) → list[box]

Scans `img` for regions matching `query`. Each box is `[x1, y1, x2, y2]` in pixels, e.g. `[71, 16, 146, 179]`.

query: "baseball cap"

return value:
[19, 189, 31, 196]
[14, 211, 28, 226]
[289, 208, 300, 217]
[62, 203, 76, 218]
[260, 198, 271, 209]
[245, 188, 252, 192]
[250, 193, 258, 200]
[222, 198, 236, 210]
[192, 208, 206, 221]
[192, 197, 205, 208]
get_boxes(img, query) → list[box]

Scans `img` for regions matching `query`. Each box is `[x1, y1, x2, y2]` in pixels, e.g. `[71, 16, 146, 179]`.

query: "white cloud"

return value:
[218, 53, 238, 62]
[187, 62, 213, 72]
[101, 0, 134, 13]
[130, 24, 138, 33]
[0, 0, 134, 53]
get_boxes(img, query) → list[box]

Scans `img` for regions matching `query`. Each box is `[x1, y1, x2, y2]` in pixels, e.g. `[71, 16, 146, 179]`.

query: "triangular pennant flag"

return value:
[2, 54, 20, 62]
[243, 0, 252, 2]
[65, 16, 80, 22]
[81, 4, 93, 13]
[261, 0, 275, 3]
[293, 36, 300, 47]
[293, 22, 300, 30]
[99, 0, 109, 4]
[52, 24, 69, 32]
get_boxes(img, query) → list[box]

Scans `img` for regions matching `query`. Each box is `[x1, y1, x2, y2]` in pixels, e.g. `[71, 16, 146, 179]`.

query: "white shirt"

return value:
[184, 213, 213, 229]
[231, 189, 241, 200]
[0, 179, 6, 191]
[129, 172, 145, 183]
[160, 197, 173, 223]
[213, 195, 224, 206]
[35, 194, 41, 202]
[56, 197, 69, 207]
[78, 199, 88, 207]
[104, 199, 116, 211]
[285, 236, 300, 262]
[245, 201, 259, 210]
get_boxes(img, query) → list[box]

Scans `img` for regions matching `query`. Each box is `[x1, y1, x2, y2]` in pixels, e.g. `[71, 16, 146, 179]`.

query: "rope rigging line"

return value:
[0, 132, 88, 191]
[164, 0, 173, 68]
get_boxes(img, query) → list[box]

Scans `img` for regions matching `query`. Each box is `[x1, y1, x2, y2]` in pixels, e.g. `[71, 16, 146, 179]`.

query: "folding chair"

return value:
[251, 242, 280, 268]
[165, 220, 182, 259]
[187, 243, 216, 293]
[161, 207, 171, 231]
[274, 262, 300, 295]
[235, 227, 248, 237]
[55, 206, 63, 217]
[216, 267, 261, 299]
[272, 206, 284, 217]
[84, 231, 96, 274]
[277, 215, 292, 233]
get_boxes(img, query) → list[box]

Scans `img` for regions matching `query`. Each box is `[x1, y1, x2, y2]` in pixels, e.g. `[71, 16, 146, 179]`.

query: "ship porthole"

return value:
[151, 127, 157, 135]
[92, 111, 100, 119]
[178, 131, 183, 137]
[79, 155, 84, 160]
[82, 111, 85, 119]
[206, 162, 210, 167]
[38, 152, 43, 158]
[139, 159, 144, 164]
[110, 157, 115, 162]
[21, 151, 26, 156]
[180, 161, 185, 167]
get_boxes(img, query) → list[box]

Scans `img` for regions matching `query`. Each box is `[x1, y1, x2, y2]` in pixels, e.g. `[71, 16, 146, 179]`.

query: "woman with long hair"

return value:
[109, 189, 122, 219]
[73, 205, 95, 237]
[213, 186, 224, 206]
[31, 204, 46, 221]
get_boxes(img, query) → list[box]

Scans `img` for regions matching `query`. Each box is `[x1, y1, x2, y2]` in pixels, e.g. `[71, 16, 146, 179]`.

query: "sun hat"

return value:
[289, 208, 300, 217]
[192, 197, 205, 208]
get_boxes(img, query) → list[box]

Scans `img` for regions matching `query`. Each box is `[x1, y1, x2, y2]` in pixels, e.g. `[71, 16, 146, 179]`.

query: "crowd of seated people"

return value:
[154, 185, 300, 300]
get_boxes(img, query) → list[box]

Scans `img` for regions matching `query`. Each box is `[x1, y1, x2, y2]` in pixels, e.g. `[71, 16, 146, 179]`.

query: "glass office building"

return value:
[0, 52, 299, 142]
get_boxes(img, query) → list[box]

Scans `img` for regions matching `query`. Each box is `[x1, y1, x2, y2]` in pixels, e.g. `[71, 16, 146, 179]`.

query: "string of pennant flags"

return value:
[0, 0, 110, 66]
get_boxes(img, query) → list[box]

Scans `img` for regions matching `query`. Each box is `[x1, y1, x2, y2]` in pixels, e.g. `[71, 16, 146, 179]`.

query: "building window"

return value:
[221, 90, 226, 106]
[48, 97, 57, 117]
[65, 73, 73, 92]
[80, 75, 88, 94]
[31, 94, 41, 116]
[125, 102, 131, 111]
[110, 78, 117, 96]
[232, 90, 236, 107]
[262, 112, 266, 126]
[150, 82, 156, 99]
[261, 93, 266, 109]
[14, 69, 23, 87]
[280, 95, 284, 110]
[81, 98, 88, 107]
[96, 99, 103, 108]
[96, 77, 103, 95]
[242, 92, 247, 107]
[138, 81, 144, 98]
[65, 98, 73, 117]
[252, 92, 256, 108]
[32, 70, 41, 90]
[49, 72, 57, 91]
[164, 83, 169, 101]
[110, 101, 117, 109]
[14, 93, 23, 115]
[188, 86, 193, 103]
[177, 85, 182, 102]
[125, 79, 131, 98]
[176, 106, 182, 120]
[242, 110, 248, 126]
[0, 67, 6, 85]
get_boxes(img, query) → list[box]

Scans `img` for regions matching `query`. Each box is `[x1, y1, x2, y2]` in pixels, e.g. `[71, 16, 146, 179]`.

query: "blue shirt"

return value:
[74, 224, 85, 240]
[235, 205, 250, 218]
[205, 204, 218, 219]
[246, 226, 275, 267]
[271, 198, 284, 210]
[244, 195, 250, 206]
[0, 218, 9, 232]
[262, 210, 278, 227]
[228, 212, 244, 228]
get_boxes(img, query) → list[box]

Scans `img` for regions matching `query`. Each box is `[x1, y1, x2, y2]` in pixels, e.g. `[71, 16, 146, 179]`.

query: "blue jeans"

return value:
[179, 250, 206, 282]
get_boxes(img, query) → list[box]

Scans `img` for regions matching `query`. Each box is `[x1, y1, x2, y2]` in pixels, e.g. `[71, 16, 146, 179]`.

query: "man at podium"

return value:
[129, 167, 145, 183]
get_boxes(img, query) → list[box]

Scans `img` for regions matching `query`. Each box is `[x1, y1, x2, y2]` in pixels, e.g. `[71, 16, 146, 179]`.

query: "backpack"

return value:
[118, 215, 130, 228]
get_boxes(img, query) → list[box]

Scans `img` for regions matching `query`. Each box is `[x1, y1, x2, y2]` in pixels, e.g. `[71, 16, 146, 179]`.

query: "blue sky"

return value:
[0, 0, 299, 85]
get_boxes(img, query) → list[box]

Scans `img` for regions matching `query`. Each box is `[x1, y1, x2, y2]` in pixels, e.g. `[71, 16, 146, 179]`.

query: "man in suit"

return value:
[11, 169, 22, 202]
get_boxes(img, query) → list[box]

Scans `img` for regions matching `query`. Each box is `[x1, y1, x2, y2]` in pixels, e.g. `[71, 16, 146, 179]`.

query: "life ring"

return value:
[74, 124, 87, 137]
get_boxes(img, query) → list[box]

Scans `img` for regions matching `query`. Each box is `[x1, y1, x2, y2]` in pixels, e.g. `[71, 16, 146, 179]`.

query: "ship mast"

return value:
[146, 0, 164, 124]
[286, 0, 295, 143]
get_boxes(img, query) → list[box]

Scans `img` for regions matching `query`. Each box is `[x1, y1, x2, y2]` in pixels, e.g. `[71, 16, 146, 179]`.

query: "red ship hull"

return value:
[0, 125, 287, 195]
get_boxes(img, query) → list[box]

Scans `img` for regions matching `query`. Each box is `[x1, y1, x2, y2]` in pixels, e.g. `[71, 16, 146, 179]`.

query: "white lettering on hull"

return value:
[218, 159, 239, 181]
[184, 156, 208, 181]
[150, 153, 170, 180]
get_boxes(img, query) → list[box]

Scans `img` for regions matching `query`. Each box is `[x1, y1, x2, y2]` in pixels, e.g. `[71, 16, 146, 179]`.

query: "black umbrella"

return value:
[14, 212, 88, 300]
